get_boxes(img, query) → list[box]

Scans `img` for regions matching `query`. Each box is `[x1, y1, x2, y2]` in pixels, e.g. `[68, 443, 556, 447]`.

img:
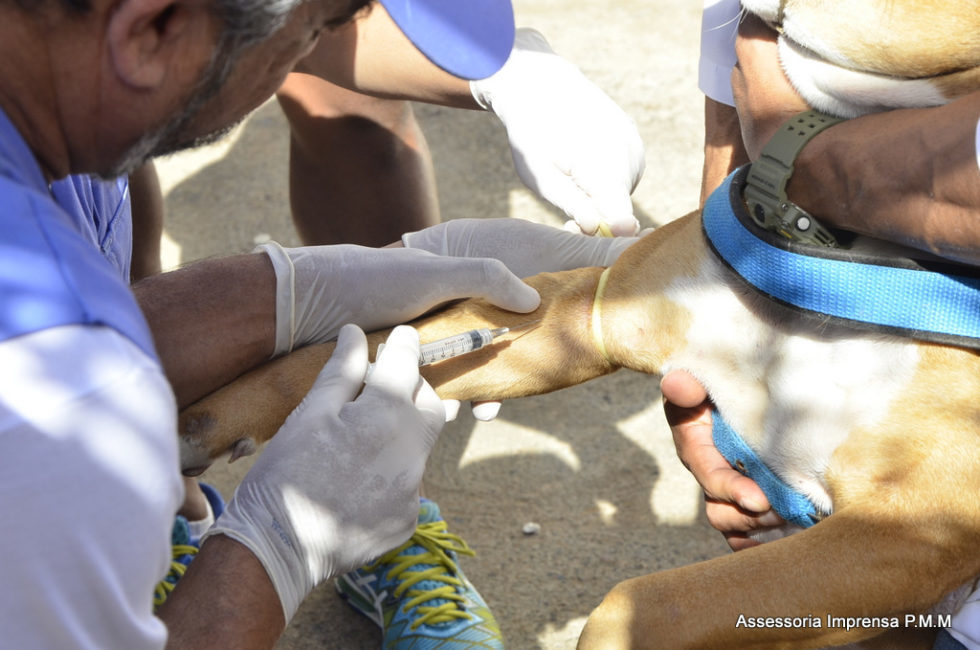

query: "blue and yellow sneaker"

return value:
[336, 499, 504, 648]
[153, 482, 225, 609]
[153, 515, 197, 609]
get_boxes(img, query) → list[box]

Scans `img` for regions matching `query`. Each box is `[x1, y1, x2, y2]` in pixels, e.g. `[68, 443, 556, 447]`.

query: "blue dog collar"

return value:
[703, 167, 980, 349]
[711, 410, 824, 528]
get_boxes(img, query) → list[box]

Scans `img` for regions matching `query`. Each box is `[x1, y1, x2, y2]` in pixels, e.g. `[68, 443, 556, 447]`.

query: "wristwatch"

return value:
[743, 110, 844, 247]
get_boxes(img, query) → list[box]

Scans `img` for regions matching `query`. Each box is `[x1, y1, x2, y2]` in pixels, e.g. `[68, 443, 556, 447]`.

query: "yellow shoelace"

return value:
[367, 520, 477, 630]
[152, 543, 198, 608]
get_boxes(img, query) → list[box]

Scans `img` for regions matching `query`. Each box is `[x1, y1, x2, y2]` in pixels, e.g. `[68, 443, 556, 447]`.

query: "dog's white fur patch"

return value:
[734, 0, 959, 118]
[738, 0, 779, 23]
[778, 38, 949, 118]
[661, 255, 920, 516]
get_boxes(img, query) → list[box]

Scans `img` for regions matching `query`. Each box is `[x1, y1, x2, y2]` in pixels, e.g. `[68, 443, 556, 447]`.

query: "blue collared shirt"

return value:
[0, 106, 156, 359]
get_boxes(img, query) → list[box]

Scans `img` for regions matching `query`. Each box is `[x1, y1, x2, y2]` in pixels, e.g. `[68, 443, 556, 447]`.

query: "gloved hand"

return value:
[470, 28, 646, 237]
[402, 217, 643, 278]
[405, 217, 645, 420]
[258, 242, 541, 357]
[203, 324, 446, 622]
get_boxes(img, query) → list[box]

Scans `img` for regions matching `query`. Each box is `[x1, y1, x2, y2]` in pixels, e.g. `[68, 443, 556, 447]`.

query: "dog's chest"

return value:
[660, 257, 921, 514]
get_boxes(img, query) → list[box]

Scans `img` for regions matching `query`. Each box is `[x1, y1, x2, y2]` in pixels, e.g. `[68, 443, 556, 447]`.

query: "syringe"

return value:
[418, 327, 510, 366]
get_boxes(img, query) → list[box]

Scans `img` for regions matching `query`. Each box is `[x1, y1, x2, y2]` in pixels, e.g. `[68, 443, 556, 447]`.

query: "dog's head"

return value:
[740, 0, 980, 117]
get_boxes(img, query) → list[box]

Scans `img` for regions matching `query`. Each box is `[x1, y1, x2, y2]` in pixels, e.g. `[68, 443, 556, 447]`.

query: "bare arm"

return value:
[129, 160, 165, 281]
[133, 253, 277, 408]
[158, 536, 284, 650]
[294, 3, 478, 109]
[732, 16, 980, 264]
[700, 97, 749, 208]
[788, 95, 980, 264]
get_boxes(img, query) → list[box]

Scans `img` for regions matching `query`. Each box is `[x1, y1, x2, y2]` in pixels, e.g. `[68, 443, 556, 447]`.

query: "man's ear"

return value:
[107, 0, 214, 89]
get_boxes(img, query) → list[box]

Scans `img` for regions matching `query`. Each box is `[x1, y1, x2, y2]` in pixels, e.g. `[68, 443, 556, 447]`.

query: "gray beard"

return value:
[99, 50, 242, 179]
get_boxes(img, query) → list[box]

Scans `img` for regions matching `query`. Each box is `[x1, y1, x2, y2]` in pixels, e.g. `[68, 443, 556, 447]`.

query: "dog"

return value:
[178, 1, 980, 646]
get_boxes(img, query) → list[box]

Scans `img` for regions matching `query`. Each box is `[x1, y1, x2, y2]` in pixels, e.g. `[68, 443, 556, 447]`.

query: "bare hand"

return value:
[661, 370, 784, 550]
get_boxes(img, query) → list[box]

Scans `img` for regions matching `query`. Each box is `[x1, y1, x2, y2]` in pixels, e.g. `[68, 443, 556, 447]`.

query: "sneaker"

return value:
[152, 482, 225, 609]
[153, 515, 198, 609]
[336, 499, 504, 648]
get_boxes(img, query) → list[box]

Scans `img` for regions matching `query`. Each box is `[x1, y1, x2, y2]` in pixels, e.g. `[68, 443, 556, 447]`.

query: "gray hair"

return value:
[206, 0, 373, 92]
[20, 0, 369, 53]
[211, 0, 304, 54]
[203, 0, 304, 92]
[12, 0, 304, 29]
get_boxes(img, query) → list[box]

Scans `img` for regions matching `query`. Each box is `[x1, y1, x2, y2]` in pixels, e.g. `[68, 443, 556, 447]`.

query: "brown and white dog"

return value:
[179, 1, 980, 647]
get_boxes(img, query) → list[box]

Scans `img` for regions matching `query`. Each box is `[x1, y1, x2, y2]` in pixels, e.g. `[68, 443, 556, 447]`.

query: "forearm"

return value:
[159, 536, 284, 649]
[701, 97, 749, 207]
[296, 3, 478, 109]
[133, 253, 277, 408]
[788, 92, 980, 264]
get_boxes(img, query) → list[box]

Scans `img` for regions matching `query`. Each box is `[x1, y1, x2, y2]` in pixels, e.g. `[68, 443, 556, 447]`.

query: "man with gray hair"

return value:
[0, 0, 641, 647]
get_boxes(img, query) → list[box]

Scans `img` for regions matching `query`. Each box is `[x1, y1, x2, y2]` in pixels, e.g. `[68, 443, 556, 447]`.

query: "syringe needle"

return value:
[417, 319, 542, 366]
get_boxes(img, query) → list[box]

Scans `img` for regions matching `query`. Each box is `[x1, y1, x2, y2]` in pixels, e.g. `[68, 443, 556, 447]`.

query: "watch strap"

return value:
[743, 110, 844, 247]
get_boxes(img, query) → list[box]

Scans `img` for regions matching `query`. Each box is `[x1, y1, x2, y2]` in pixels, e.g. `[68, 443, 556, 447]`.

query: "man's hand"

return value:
[259, 243, 541, 356]
[204, 325, 447, 621]
[471, 29, 645, 237]
[661, 370, 784, 550]
[730, 15, 810, 160]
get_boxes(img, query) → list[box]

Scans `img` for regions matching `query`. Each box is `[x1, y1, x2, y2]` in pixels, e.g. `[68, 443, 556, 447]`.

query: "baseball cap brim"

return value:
[378, 0, 515, 80]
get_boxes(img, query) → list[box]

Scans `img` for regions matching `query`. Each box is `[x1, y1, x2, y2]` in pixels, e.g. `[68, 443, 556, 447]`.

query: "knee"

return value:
[578, 583, 640, 649]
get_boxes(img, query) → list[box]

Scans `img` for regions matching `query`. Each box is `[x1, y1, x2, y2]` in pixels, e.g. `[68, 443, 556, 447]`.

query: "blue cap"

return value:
[378, 0, 515, 80]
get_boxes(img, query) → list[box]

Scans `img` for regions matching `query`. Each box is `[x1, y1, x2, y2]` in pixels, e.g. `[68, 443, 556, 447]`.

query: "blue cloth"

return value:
[703, 170, 980, 348]
[0, 107, 156, 359]
[50, 175, 133, 281]
[934, 629, 968, 650]
[711, 410, 823, 528]
[379, 0, 515, 80]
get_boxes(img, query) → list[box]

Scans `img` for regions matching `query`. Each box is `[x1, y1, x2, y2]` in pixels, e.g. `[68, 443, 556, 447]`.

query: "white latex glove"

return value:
[405, 218, 645, 420]
[402, 218, 643, 279]
[471, 28, 646, 237]
[203, 324, 446, 622]
[258, 242, 540, 356]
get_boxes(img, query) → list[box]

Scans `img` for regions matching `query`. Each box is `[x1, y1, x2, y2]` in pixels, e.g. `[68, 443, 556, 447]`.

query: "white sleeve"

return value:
[699, 0, 741, 106]
[950, 583, 980, 650]
[974, 115, 980, 175]
[0, 325, 184, 649]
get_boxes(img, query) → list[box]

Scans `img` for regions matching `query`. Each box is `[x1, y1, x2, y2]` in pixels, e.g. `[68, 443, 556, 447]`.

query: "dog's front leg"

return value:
[578, 508, 972, 649]
[178, 266, 617, 472]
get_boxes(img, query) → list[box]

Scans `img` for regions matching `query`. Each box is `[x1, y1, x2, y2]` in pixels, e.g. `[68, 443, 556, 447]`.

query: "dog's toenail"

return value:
[229, 438, 257, 462]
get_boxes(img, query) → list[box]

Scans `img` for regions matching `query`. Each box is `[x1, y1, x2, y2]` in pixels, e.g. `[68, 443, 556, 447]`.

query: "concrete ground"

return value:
[154, 1, 731, 647]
